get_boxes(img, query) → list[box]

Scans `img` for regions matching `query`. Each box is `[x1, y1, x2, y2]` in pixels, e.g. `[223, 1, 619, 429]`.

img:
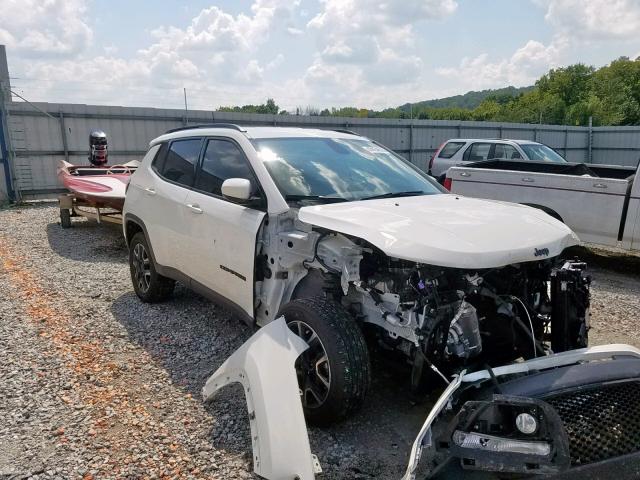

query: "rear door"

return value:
[182, 137, 266, 318]
[462, 142, 494, 163]
[492, 143, 522, 160]
[142, 138, 202, 269]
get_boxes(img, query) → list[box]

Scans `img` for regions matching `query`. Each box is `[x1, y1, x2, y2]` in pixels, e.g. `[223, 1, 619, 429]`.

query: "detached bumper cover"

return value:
[405, 344, 640, 480]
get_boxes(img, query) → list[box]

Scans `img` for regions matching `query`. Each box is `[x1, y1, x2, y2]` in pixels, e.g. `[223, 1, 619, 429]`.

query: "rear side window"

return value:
[464, 143, 492, 161]
[195, 139, 258, 197]
[437, 141, 465, 159]
[160, 138, 202, 187]
[151, 143, 169, 172]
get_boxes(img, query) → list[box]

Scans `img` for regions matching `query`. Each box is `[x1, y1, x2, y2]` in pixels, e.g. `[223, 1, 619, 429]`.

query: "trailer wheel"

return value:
[60, 209, 72, 228]
[278, 297, 371, 426]
[129, 232, 175, 302]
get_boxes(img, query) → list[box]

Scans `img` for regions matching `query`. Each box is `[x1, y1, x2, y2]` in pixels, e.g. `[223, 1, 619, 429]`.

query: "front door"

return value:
[182, 138, 266, 318]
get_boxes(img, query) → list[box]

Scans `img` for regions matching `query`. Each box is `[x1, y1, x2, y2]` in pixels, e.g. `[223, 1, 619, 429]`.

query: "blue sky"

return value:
[4, 0, 640, 111]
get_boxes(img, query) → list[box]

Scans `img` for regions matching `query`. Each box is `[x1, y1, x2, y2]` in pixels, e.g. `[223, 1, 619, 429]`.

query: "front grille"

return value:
[546, 381, 640, 466]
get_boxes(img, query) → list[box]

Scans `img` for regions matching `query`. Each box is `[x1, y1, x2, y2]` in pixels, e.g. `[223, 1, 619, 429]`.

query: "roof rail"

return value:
[332, 129, 359, 135]
[165, 123, 247, 134]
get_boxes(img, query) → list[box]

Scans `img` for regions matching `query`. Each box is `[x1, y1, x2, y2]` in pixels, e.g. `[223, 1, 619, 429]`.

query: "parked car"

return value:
[446, 158, 640, 252]
[429, 138, 566, 183]
[123, 124, 589, 426]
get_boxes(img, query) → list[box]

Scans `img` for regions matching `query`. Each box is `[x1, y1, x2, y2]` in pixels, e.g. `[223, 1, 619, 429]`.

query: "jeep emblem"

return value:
[534, 247, 550, 257]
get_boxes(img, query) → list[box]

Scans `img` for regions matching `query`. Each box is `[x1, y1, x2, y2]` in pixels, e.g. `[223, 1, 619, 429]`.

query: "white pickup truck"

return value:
[446, 159, 640, 251]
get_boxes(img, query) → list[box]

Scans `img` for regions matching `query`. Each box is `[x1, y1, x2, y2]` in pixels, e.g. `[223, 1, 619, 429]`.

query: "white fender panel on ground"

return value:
[202, 318, 321, 480]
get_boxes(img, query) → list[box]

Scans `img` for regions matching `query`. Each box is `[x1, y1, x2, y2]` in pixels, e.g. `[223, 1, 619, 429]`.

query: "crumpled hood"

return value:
[298, 194, 579, 269]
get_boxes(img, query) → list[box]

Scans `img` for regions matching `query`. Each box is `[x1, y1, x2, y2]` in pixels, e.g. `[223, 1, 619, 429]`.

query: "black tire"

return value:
[60, 209, 72, 228]
[128, 232, 175, 303]
[278, 297, 371, 426]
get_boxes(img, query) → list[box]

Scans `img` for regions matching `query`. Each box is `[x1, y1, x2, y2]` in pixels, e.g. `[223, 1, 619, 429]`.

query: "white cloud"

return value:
[308, 0, 457, 62]
[0, 0, 92, 56]
[540, 0, 640, 42]
[9, 0, 301, 108]
[300, 0, 458, 105]
[266, 54, 285, 70]
[436, 40, 564, 90]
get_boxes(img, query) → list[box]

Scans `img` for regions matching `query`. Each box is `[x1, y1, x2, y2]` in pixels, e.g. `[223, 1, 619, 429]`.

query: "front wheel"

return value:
[278, 297, 371, 426]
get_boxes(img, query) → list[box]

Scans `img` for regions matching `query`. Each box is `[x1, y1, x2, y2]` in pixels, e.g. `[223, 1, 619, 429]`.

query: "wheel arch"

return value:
[123, 213, 158, 265]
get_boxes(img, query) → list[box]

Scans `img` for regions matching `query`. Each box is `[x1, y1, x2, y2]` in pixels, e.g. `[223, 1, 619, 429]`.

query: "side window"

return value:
[437, 141, 465, 159]
[504, 145, 522, 159]
[464, 143, 492, 161]
[493, 144, 505, 159]
[195, 139, 258, 197]
[151, 142, 169, 173]
[160, 138, 202, 187]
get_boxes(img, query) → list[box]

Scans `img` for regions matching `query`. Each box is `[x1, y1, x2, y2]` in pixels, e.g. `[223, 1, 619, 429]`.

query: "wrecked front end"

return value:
[410, 344, 640, 480]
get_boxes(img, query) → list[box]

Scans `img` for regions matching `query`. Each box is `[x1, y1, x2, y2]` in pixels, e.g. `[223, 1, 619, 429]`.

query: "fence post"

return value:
[563, 127, 568, 159]
[59, 111, 69, 162]
[409, 121, 414, 164]
[587, 116, 593, 164]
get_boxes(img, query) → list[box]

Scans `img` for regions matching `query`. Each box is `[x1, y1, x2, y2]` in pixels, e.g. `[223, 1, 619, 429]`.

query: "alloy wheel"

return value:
[288, 320, 332, 409]
[132, 243, 151, 293]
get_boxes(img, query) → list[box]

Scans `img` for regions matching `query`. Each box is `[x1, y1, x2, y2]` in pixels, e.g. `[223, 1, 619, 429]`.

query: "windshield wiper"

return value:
[284, 194, 349, 204]
[359, 190, 426, 201]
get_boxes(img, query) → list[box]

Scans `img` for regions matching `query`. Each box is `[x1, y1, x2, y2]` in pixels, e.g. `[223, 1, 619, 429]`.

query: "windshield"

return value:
[253, 137, 443, 202]
[520, 144, 566, 163]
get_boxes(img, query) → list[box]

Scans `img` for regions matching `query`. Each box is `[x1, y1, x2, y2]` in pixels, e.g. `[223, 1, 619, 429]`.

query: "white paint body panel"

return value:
[202, 318, 320, 480]
[183, 189, 265, 316]
[298, 194, 578, 269]
[125, 144, 191, 268]
[448, 164, 640, 250]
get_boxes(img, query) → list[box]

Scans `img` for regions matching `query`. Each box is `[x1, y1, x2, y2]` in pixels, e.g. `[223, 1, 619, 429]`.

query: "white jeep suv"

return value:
[123, 124, 589, 425]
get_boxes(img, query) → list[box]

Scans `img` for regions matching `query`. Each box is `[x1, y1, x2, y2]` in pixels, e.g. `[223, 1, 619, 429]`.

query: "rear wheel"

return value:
[129, 232, 175, 302]
[278, 297, 371, 426]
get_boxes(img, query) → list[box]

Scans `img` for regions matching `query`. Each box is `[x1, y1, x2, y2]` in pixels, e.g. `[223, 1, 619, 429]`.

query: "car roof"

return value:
[446, 138, 542, 145]
[152, 124, 361, 145]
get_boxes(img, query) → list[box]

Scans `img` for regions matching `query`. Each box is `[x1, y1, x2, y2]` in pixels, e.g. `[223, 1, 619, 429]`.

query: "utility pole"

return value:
[183, 87, 189, 125]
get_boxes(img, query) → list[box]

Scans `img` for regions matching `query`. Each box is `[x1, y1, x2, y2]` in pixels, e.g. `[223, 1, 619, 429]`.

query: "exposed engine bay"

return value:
[255, 210, 591, 390]
[347, 245, 590, 384]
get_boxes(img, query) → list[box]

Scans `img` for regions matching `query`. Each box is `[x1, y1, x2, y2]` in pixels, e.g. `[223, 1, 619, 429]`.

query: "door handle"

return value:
[522, 177, 535, 183]
[186, 203, 203, 214]
[593, 183, 608, 189]
[460, 172, 471, 177]
[144, 187, 156, 196]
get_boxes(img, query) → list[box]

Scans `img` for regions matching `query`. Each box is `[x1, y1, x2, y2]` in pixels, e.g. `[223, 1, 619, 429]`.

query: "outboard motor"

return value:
[89, 130, 108, 167]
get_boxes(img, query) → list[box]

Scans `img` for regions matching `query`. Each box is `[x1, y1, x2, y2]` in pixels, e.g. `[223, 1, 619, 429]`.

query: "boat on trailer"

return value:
[57, 159, 139, 228]
[57, 130, 140, 228]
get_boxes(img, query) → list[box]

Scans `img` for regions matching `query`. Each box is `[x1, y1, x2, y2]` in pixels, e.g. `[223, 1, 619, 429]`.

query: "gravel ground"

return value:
[1, 203, 639, 480]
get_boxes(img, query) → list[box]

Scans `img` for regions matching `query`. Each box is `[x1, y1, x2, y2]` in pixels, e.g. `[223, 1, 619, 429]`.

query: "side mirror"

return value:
[221, 178, 252, 201]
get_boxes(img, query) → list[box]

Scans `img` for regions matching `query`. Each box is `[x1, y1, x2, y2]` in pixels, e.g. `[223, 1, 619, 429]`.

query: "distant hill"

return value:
[399, 86, 534, 111]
